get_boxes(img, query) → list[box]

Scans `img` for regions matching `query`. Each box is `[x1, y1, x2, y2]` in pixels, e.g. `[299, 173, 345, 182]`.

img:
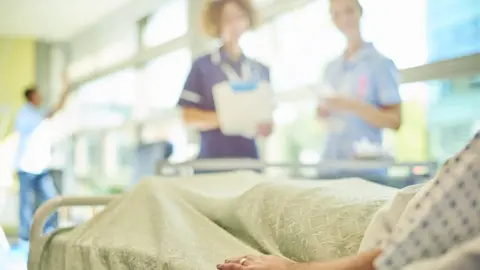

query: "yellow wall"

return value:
[0, 38, 36, 135]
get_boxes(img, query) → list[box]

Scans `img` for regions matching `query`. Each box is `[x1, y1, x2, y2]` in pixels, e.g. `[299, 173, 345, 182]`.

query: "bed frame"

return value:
[28, 159, 437, 269]
[28, 196, 119, 269]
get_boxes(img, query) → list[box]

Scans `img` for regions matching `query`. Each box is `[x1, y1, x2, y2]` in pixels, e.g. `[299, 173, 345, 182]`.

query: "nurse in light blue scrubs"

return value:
[318, 0, 402, 178]
[178, 0, 272, 160]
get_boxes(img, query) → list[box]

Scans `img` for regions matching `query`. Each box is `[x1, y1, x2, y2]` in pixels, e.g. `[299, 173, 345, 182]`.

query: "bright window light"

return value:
[143, 0, 188, 47]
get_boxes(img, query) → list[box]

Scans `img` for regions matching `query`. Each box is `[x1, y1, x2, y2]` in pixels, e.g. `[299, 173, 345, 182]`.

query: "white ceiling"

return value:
[0, 0, 133, 41]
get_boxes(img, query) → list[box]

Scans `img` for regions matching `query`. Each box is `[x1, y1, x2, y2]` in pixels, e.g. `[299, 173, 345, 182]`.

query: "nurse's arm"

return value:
[353, 103, 402, 130]
[181, 107, 220, 131]
[355, 58, 402, 130]
[179, 60, 220, 131]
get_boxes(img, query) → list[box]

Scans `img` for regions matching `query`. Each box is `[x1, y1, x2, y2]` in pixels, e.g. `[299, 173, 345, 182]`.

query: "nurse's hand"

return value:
[257, 122, 273, 137]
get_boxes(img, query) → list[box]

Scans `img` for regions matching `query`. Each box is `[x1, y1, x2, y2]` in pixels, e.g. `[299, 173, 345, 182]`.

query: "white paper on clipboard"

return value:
[213, 81, 274, 138]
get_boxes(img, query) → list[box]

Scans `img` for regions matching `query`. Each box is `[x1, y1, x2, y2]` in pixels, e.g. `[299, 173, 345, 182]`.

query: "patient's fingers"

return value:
[224, 256, 244, 264]
[224, 256, 244, 263]
[224, 255, 258, 264]
[217, 263, 247, 270]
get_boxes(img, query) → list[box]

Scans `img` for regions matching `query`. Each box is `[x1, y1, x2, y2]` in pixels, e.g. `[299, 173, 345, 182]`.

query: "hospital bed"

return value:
[28, 159, 437, 270]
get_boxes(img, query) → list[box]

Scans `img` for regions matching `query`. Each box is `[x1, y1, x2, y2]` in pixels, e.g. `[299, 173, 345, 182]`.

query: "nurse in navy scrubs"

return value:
[178, 0, 272, 159]
[317, 0, 402, 176]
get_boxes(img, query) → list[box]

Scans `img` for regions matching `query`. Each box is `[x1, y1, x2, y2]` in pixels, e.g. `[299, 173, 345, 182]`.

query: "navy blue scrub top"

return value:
[178, 49, 270, 159]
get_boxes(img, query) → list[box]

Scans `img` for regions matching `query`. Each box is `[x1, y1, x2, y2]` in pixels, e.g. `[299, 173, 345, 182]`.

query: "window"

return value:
[104, 127, 137, 185]
[241, 23, 277, 66]
[95, 38, 138, 70]
[68, 55, 96, 81]
[75, 69, 137, 129]
[68, 32, 138, 81]
[271, 0, 344, 92]
[424, 74, 480, 162]
[260, 0, 479, 93]
[360, 0, 428, 69]
[143, 0, 188, 47]
[142, 48, 192, 112]
[424, 0, 480, 63]
[265, 73, 480, 166]
[361, 0, 479, 68]
[74, 133, 104, 178]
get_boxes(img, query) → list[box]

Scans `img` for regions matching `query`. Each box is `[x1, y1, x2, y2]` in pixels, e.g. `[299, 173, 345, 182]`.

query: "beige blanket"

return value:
[33, 172, 396, 270]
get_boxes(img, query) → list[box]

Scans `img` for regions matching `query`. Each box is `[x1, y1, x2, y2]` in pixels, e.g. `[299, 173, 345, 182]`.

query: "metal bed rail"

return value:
[157, 158, 439, 178]
[30, 196, 118, 243]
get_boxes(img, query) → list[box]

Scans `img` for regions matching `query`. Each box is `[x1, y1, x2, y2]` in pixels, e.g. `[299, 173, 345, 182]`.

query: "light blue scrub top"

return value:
[14, 103, 48, 173]
[322, 43, 401, 161]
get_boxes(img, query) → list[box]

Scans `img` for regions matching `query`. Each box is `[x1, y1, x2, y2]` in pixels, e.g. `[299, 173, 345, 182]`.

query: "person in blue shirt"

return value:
[178, 0, 272, 160]
[317, 0, 402, 177]
[13, 79, 69, 253]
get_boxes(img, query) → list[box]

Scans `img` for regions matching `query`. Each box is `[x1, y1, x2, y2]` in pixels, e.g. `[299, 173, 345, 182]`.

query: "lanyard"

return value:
[211, 49, 255, 82]
[220, 61, 253, 82]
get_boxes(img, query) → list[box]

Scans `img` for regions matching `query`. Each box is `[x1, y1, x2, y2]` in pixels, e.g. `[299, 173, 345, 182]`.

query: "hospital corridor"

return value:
[0, 0, 479, 269]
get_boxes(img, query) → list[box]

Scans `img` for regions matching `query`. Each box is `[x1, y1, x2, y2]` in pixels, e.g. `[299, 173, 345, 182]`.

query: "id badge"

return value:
[229, 80, 259, 93]
[213, 80, 272, 137]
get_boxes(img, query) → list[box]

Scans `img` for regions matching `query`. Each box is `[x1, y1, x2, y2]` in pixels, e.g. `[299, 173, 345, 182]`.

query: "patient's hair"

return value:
[202, 0, 258, 38]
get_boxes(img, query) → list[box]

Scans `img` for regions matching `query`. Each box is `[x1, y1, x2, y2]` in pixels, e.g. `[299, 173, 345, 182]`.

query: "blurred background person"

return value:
[177, 0, 272, 161]
[13, 78, 69, 255]
[317, 0, 402, 177]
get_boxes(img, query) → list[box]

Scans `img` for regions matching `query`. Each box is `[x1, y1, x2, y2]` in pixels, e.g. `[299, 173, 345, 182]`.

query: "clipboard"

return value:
[213, 81, 274, 137]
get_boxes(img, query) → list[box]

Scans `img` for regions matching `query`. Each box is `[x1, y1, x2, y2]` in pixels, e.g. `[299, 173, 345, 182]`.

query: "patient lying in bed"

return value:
[33, 133, 479, 270]
[218, 132, 480, 270]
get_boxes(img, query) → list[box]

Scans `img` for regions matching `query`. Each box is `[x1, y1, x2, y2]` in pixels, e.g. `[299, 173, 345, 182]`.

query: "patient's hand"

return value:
[217, 255, 294, 270]
[217, 249, 381, 270]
